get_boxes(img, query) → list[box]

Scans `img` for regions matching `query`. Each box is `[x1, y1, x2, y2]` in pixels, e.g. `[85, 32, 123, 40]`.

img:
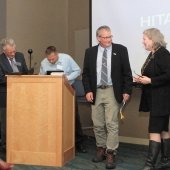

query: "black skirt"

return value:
[149, 115, 169, 133]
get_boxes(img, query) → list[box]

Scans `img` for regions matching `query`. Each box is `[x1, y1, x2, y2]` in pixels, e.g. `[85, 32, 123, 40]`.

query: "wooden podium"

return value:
[6, 75, 75, 167]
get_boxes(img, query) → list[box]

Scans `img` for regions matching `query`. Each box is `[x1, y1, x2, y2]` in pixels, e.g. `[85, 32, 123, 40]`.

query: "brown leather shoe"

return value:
[92, 147, 106, 163]
[0, 159, 13, 170]
[106, 149, 116, 169]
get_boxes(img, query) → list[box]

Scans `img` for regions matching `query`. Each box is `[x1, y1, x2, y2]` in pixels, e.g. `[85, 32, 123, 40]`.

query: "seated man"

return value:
[39, 46, 86, 153]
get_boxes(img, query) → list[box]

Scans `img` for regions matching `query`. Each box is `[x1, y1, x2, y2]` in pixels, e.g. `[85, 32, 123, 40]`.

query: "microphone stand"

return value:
[28, 49, 33, 70]
[28, 49, 34, 74]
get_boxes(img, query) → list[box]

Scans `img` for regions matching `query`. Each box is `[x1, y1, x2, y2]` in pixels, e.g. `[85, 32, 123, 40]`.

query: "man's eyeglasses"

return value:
[99, 35, 113, 39]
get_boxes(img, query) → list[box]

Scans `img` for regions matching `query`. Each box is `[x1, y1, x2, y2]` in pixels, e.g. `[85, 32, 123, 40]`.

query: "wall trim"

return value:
[119, 136, 149, 145]
[82, 127, 149, 145]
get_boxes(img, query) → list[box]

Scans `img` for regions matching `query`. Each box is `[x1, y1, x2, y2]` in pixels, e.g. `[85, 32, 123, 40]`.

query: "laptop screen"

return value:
[46, 70, 64, 75]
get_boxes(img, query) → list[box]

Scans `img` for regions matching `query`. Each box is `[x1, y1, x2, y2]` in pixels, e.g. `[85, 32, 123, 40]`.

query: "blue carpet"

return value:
[0, 137, 148, 170]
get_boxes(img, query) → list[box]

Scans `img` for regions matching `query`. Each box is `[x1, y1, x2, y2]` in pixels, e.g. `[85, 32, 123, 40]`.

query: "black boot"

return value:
[92, 147, 106, 162]
[156, 138, 170, 169]
[142, 140, 160, 170]
[105, 149, 116, 169]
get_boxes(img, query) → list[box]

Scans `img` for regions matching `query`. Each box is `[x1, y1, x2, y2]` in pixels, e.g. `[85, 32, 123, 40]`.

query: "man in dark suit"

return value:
[0, 38, 28, 152]
[82, 25, 133, 169]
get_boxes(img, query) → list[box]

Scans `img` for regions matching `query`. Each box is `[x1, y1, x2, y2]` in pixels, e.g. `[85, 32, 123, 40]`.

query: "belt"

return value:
[97, 85, 112, 89]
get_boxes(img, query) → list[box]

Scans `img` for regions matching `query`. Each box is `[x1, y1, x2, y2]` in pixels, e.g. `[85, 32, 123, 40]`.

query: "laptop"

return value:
[46, 70, 64, 75]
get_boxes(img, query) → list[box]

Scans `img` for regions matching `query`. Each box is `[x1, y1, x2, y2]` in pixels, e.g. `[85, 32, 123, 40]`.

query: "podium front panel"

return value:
[7, 75, 75, 167]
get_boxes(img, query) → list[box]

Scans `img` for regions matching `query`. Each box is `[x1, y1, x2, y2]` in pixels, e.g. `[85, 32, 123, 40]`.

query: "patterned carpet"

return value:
[0, 136, 148, 170]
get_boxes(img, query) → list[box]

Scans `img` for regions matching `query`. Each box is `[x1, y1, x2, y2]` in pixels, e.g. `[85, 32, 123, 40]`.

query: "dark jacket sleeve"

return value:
[82, 48, 92, 94]
[119, 45, 133, 95]
[0, 64, 6, 85]
[151, 50, 170, 87]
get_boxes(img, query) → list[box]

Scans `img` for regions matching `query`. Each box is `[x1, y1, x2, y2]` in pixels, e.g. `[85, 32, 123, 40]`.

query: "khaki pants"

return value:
[91, 87, 120, 150]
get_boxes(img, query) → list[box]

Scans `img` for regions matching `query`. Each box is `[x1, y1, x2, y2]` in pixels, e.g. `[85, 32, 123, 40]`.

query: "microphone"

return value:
[28, 49, 33, 55]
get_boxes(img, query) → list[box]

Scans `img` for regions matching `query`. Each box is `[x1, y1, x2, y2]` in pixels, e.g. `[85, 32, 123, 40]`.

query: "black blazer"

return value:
[139, 47, 170, 116]
[0, 52, 28, 107]
[82, 43, 133, 104]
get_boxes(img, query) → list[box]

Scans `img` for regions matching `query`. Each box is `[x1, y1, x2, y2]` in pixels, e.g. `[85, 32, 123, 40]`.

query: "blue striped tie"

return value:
[101, 49, 107, 85]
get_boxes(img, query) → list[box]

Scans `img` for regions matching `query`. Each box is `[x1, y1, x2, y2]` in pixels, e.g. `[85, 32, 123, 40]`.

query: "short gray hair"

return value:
[96, 25, 111, 37]
[143, 28, 167, 49]
[0, 38, 16, 50]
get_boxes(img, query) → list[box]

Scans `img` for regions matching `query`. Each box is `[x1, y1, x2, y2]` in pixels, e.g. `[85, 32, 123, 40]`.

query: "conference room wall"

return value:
[67, 0, 90, 69]
[1, 0, 89, 72]
[4, 0, 69, 72]
[1, 0, 150, 143]
[0, 0, 6, 50]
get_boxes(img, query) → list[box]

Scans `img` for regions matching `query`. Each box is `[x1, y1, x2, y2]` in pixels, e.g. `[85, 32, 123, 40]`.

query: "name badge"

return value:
[15, 62, 21, 66]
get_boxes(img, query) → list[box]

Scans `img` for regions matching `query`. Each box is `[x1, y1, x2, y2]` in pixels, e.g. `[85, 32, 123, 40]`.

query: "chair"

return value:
[73, 79, 87, 103]
[73, 79, 93, 132]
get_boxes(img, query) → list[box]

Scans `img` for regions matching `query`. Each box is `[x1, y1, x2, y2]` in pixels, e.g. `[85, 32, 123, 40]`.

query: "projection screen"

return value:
[91, 0, 170, 75]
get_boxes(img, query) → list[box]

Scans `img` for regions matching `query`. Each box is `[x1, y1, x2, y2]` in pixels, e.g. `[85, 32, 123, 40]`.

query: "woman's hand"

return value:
[133, 76, 141, 83]
[138, 76, 151, 84]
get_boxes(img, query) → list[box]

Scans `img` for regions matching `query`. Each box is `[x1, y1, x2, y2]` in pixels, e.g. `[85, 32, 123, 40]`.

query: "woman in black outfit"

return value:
[134, 28, 170, 170]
